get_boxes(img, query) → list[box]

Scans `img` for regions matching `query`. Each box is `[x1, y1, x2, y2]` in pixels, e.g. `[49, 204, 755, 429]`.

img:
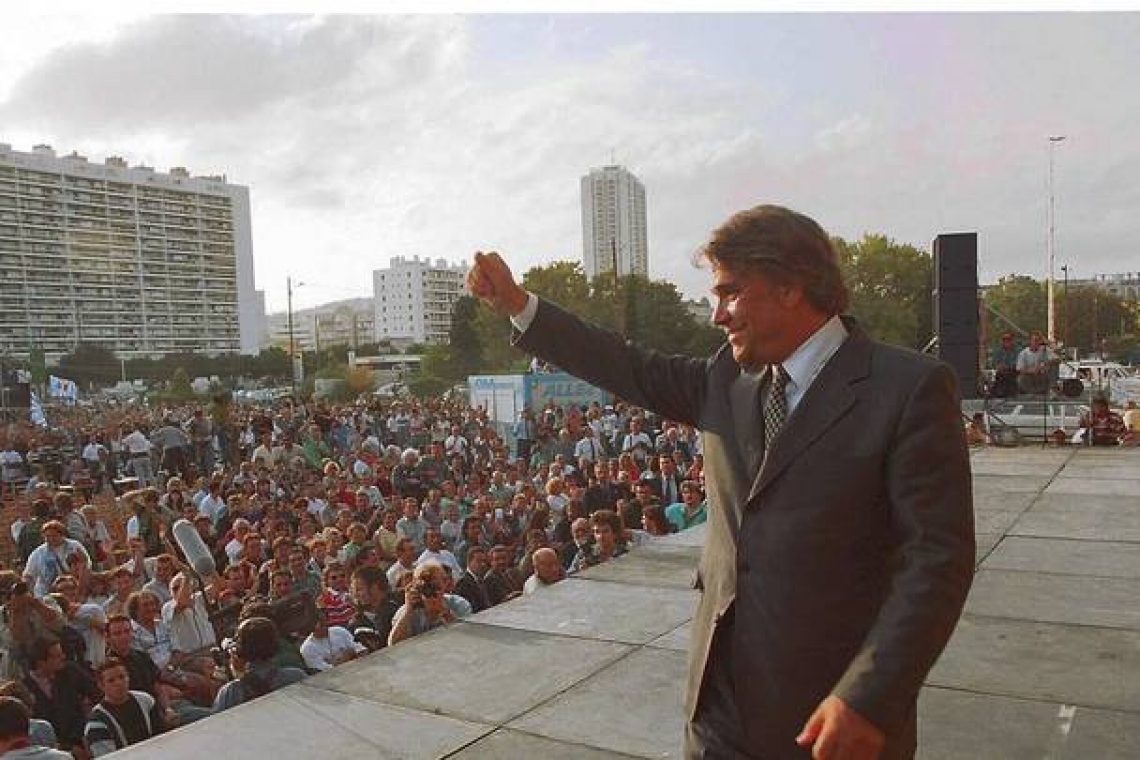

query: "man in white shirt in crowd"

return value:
[121, 425, 155, 487]
[300, 607, 365, 672]
[522, 548, 565, 595]
[415, 527, 462, 580]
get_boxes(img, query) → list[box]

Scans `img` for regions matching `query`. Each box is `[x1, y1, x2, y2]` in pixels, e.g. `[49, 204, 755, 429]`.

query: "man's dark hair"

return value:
[96, 656, 129, 679]
[27, 638, 58, 668]
[234, 616, 280, 663]
[590, 509, 623, 535]
[0, 696, 30, 741]
[351, 565, 389, 594]
[698, 204, 850, 315]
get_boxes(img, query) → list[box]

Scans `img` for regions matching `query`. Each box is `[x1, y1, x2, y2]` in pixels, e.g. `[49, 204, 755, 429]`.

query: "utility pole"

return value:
[287, 276, 297, 396]
[1046, 135, 1066, 344]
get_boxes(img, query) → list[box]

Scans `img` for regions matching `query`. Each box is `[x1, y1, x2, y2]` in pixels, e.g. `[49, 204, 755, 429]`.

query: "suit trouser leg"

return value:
[685, 611, 751, 759]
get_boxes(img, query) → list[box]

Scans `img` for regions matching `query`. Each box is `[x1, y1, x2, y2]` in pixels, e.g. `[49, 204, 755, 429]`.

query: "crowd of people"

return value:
[0, 391, 706, 756]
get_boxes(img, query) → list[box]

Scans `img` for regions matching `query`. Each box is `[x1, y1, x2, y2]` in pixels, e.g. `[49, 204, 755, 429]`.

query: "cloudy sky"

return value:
[2, 12, 1137, 312]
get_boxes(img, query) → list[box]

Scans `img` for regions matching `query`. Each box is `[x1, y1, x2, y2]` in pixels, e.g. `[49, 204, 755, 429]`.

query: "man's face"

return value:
[1030, 332, 1043, 350]
[534, 551, 561, 584]
[107, 620, 134, 655]
[425, 529, 443, 551]
[351, 577, 380, 608]
[468, 549, 488, 575]
[43, 526, 64, 548]
[99, 664, 131, 703]
[272, 574, 293, 598]
[660, 457, 676, 475]
[403, 500, 418, 519]
[326, 567, 348, 591]
[41, 643, 65, 676]
[712, 263, 799, 370]
[490, 548, 510, 572]
[288, 550, 307, 575]
[594, 522, 616, 552]
[572, 519, 591, 543]
[155, 557, 174, 582]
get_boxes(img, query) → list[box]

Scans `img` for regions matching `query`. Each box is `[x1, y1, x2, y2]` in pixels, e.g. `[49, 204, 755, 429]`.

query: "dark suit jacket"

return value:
[454, 570, 491, 613]
[516, 298, 974, 759]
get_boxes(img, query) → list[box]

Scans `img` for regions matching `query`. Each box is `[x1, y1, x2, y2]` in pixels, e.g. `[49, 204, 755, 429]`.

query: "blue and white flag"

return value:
[48, 375, 78, 401]
[29, 391, 48, 428]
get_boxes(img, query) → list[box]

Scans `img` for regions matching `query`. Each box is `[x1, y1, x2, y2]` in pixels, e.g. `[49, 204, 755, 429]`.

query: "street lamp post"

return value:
[1060, 264, 1069, 357]
[287, 276, 305, 396]
[1046, 135, 1066, 345]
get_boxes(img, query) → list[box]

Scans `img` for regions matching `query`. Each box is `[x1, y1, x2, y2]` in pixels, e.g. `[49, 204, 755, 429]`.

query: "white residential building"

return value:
[267, 297, 375, 353]
[580, 165, 648, 280]
[373, 256, 469, 345]
[0, 143, 259, 360]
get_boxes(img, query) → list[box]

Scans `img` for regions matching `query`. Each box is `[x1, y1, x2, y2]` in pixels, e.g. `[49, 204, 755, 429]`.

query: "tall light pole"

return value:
[1046, 135, 1066, 345]
[287, 276, 305, 396]
[1060, 264, 1069, 356]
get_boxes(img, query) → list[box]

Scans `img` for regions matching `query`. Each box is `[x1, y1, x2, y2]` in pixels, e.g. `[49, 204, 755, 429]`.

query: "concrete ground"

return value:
[116, 447, 1140, 758]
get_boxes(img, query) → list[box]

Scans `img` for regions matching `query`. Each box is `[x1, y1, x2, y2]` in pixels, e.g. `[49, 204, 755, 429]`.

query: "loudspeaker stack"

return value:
[933, 233, 981, 398]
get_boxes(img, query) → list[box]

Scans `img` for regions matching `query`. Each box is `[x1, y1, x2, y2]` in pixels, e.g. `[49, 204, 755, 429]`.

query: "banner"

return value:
[48, 375, 78, 401]
[29, 391, 47, 428]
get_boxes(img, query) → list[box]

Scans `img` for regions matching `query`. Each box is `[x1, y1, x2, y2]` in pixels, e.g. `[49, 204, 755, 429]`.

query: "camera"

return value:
[411, 577, 439, 609]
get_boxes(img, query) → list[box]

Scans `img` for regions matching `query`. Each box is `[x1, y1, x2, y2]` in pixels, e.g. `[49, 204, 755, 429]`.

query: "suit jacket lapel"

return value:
[730, 365, 767, 480]
[748, 322, 872, 504]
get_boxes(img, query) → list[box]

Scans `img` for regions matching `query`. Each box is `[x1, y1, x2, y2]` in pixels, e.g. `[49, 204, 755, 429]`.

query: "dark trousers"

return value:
[685, 609, 753, 759]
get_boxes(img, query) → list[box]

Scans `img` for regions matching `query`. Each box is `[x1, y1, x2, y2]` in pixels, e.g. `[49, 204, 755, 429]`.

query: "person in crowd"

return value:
[1078, 396, 1127, 446]
[664, 480, 708, 533]
[1016, 330, 1057, 395]
[22, 522, 91, 599]
[347, 566, 399, 648]
[299, 607, 365, 672]
[21, 638, 98, 756]
[83, 657, 165, 756]
[0, 695, 73, 759]
[387, 563, 470, 646]
[522, 548, 565, 595]
[212, 617, 305, 713]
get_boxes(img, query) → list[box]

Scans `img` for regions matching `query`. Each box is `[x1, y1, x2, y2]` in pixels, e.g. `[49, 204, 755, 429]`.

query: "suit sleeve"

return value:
[832, 362, 975, 731]
[513, 298, 710, 426]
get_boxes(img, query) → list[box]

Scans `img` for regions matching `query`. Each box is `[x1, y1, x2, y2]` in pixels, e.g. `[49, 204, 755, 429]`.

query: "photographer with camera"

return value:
[387, 563, 470, 647]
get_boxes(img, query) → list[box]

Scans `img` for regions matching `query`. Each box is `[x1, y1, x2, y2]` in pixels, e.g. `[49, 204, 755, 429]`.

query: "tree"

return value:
[54, 343, 121, 386]
[982, 276, 1046, 348]
[523, 261, 590, 309]
[836, 234, 933, 349]
[449, 297, 485, 379]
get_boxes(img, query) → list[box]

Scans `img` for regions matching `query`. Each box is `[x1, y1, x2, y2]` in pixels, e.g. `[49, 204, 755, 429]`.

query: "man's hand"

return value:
[467, 251, 529, 317]
[796, 695, 885, 760]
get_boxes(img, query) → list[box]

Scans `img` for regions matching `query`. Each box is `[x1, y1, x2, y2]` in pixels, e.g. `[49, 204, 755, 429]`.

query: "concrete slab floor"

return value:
[929, 615, 1140, 712]
[111, 683, 492, 760]
[468, 577, 698, 645]
[508, 647, 689, 760]
[918, 687, 1140, 760]
[982, 536, 1140, 579]
[447, 729, 647, 759]
[308, 622, 632, 726]
[1010, 494, 1140, 542]
[965, 569, 1140, 631]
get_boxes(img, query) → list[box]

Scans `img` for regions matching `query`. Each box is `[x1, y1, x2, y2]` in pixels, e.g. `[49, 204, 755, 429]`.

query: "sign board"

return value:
[468, 374, 527, 429]
[526, 372, 610, 411]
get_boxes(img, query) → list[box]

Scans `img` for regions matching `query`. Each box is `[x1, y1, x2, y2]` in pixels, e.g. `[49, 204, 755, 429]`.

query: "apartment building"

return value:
[580, 165, 648, 280]
[373, 256, 468, 345]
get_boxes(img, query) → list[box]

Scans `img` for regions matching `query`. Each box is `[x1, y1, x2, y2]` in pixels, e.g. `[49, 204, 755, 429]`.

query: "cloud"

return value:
[3, 13, 1139, 316]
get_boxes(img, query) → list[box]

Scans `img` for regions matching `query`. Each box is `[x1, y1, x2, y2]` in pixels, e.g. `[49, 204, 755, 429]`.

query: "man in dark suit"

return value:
[468, 204, 974, 760]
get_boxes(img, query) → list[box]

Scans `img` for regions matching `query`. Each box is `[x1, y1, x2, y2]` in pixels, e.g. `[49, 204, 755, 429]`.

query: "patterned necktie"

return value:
[763, 364, 789, 453]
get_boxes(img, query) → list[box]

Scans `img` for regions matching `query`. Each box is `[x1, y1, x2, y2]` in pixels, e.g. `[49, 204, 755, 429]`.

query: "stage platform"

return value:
[113, 447, 1140, 758]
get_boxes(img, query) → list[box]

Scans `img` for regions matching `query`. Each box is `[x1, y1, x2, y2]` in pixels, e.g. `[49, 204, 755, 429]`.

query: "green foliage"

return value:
[837, 234, 933, 349]
[523, 261, 590, 307]
[55, 343, 121, 386]
[448, 296, 485, 379]
[982, 276, 1046, 344]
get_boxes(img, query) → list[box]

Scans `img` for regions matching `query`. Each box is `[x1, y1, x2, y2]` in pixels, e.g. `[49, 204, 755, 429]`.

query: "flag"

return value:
[29, 391, 47, 428]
